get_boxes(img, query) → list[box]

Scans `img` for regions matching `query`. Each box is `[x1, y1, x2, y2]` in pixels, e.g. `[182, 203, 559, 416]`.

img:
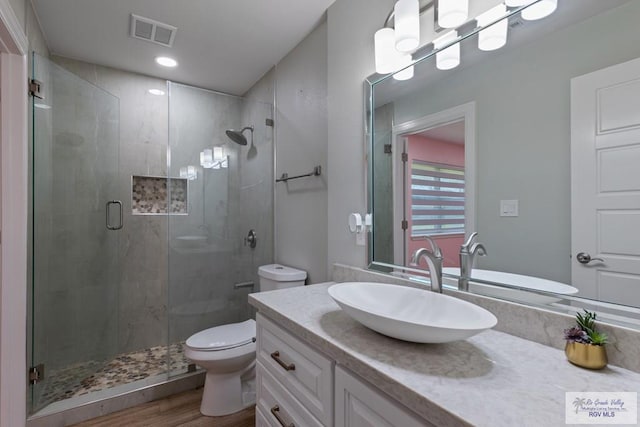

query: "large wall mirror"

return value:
[366, 0, 640, 325]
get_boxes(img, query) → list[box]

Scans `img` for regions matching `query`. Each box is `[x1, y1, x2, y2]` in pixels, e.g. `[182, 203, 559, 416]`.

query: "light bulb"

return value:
[187, 166, 197, 180]
[375, 28, 398, 74]
[213, 146, 224, 161]
[438, 0, 468, 29]
[433, 31, 460, 70]
[155, 56, 178, 67]
[200, 149, 214, 168]
[394, 0, 420, 53]
[477, 4, 508, 51]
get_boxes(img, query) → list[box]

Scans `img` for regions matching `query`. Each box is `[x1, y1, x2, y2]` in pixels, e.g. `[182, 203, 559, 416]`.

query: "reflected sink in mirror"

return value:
[328, 282, 497, 343]
[443, 268, 579, 305]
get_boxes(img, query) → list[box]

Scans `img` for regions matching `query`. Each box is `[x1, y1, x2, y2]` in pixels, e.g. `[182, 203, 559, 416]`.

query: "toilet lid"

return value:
[186, 319, 256, 351]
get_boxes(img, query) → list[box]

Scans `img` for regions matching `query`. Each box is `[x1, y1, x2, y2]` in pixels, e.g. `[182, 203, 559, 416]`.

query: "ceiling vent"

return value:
[130, 14, 177, 47]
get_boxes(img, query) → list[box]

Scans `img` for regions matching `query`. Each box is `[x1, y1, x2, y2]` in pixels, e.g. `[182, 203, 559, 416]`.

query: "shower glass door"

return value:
[30, 54, 121, 413]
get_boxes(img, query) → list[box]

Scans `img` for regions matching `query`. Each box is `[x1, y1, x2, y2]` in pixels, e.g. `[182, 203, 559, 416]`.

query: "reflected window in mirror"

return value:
[406, 124, 465, 268]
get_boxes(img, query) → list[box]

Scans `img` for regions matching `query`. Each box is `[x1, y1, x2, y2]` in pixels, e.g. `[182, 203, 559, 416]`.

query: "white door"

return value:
[571, 57, 640, 307]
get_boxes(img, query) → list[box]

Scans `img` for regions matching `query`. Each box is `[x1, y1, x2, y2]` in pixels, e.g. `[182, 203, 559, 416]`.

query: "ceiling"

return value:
[32, 0, 335, 96]
[418, 120, 465, 144]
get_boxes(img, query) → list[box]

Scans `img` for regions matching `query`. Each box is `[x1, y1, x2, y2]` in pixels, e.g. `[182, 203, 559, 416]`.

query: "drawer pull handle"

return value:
[271, 405, 294, 427]
[271, 351, 295, 371]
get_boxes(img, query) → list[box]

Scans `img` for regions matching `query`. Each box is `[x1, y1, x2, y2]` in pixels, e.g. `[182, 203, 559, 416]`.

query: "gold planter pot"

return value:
[565, 341, 608, 370]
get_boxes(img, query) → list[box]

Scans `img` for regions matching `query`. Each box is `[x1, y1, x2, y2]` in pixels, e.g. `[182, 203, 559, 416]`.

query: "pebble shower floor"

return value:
[35, 342, 190, 408]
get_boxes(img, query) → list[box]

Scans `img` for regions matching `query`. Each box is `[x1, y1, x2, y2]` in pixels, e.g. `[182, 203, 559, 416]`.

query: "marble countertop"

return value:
[249, 282, 640, 427]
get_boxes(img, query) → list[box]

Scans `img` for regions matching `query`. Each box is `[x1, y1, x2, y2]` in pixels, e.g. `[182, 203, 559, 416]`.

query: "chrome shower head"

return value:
[225, 126, 254, 146]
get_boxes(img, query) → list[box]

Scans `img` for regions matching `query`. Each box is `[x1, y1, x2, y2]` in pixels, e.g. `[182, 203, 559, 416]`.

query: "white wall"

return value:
[274, 21, 329, 283]
[0, 1, 28, 426]
[327, 0, 392, 274]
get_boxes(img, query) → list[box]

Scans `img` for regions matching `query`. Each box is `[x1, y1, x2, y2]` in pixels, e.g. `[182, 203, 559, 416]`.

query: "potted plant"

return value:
[564, 310, 608, 369]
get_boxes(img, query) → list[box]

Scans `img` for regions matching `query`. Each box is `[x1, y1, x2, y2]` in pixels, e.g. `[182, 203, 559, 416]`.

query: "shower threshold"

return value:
[31, 342, 193, 418]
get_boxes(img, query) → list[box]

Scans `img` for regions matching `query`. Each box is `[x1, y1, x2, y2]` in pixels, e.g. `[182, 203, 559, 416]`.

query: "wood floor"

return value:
[72, 388, 255, 427]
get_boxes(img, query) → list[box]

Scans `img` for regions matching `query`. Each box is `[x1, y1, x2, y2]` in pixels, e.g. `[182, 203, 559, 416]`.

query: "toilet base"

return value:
[200, 361, 256, 416]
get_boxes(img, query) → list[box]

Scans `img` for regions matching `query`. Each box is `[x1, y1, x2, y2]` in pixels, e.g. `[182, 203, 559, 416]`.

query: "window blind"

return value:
[410, 160, 465, 237]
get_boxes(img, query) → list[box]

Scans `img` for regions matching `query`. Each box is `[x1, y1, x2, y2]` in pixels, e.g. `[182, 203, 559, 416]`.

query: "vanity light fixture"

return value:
[374, 1, 421, 76]
[521, 0, 557, 21]
[200, 149, 214, 168]
[394, 0, 420, 53]
[433, 30, 460, 70]
[180, 165, 197, 180]
[148, 88, 166, 96]
[476, 4, 508, 51]
[438, 0, 469, 29]
[200, 146, 227, 169]
[155, 56, 178, 67]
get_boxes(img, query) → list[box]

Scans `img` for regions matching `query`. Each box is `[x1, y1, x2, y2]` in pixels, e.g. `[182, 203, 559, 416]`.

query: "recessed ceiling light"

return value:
[148, 89, 166, 96]
[155, 56, 177, 67]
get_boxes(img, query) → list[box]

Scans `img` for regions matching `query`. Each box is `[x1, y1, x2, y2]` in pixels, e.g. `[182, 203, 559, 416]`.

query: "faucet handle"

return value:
[461, 232, 478, 252]
[472, 242, 487, 256]
[422, 236, 443, 259]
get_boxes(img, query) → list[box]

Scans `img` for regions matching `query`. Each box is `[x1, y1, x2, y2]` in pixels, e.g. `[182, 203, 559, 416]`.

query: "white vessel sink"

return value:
[327, 282, 497, 343]
[443, 268, 579, 305]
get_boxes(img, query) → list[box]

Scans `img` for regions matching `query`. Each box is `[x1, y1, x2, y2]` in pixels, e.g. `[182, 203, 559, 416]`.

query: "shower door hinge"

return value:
[384, 144, 392, 154]
[401, 152, 408, 162]
[29, 364, 45, 385]
[29, 79, 44, 99]
[401, 220, 408, 230]
[265, 118, 274, 127]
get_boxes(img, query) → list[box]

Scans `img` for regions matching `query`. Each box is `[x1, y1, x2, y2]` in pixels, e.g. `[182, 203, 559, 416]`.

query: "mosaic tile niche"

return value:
[132, 176, 188, 214]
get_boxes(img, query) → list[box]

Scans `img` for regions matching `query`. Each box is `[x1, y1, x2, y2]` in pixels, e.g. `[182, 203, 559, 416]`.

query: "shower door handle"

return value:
[106, 200, 123, 230]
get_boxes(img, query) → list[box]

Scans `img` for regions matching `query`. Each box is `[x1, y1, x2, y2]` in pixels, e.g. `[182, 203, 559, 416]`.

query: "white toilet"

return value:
[184, 264, 307, 416]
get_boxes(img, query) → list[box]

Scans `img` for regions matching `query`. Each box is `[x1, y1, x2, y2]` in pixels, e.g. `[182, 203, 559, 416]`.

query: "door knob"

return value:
[576, 252, 604, 264]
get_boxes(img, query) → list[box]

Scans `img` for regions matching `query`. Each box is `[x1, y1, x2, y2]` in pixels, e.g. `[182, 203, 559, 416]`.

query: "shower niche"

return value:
[131, 175, 188, 215]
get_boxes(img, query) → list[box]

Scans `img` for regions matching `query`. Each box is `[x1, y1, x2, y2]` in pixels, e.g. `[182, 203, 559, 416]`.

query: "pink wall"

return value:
[407, 135, 465, 268]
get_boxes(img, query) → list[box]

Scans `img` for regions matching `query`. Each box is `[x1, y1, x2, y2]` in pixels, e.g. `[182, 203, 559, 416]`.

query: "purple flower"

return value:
[564, 327, 590, 343]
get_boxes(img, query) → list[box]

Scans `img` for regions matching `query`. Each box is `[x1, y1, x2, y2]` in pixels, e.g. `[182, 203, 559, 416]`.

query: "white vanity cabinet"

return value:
[256, 314, 433, 427]
[256, 313, 334, 426]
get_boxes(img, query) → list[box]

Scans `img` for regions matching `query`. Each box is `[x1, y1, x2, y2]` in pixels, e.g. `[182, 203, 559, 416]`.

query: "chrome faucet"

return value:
[459, 232, 487, 291]
[410, 237, 443, 293]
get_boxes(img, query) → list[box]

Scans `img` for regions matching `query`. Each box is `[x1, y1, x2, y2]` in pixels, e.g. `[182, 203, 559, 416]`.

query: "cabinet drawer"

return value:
[257, 313, 334, 426]
[257, 360, 324, 427]
[256, 406, 275, 427]
[335, 366, 433, 427]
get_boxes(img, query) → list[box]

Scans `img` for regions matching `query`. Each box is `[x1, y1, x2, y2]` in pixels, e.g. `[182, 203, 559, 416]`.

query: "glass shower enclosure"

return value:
[30, 54, 121, 412]
[29, 54, 274, 417]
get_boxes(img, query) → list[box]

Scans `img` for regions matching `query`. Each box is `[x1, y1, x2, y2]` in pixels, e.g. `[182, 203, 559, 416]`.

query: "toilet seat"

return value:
[186, 319, 256, 351]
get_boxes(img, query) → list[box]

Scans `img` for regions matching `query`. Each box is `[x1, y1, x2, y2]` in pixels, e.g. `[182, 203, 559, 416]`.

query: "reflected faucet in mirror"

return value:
[459, 232, 487, 292]
[410, 236, 443, 293]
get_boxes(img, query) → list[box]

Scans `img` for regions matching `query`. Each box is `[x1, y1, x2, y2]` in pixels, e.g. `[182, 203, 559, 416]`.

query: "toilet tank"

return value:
[258, 264, 307, 292]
